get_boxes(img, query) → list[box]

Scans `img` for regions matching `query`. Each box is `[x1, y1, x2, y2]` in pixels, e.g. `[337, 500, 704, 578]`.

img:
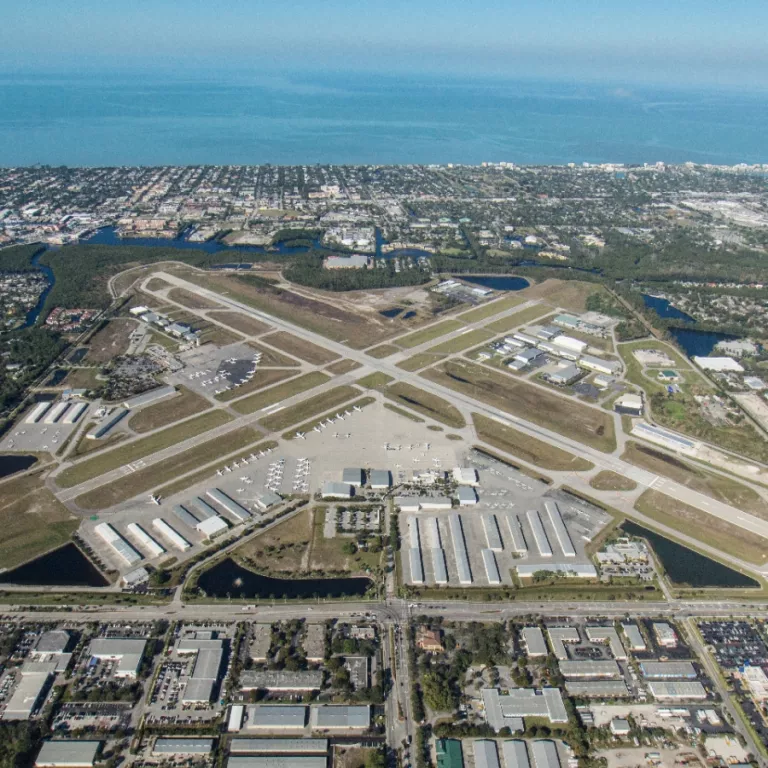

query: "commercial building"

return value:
[241, 670, 323, 692]
[565, 681, 630, 697]
[228, 759, 325, 768]
[517, 563, 597, 579]
[123, 385, 176, 410]
[457, 486, 478, 506]
[249, 624, 272, 663]
[310, 705, 371, 731]
[514, 348, 545, 366]
[614, 393, 644, 417]
[648, 681, 707, 700]
[255, 490, 282, 511]
[547, 364, 582, 386]
[631, 422, 696, 452]
[622, 623, 647, 651]
[152, 518, 192, 551]
[25, 401, 52, 424]
[302, 623, 326, 663]
[228, 739, 327, 754]
[175, 636, 224, 703]
[552, 335, 587, 355]
[197, 515, 229, 539]
[693, 356, 744, 372]
[558, 660, 622, 679]
[547, 627, 579, 661]
[342, 467, 365, 487]
[502, 741, 530, 768]
[482, 687, 568, 731]
[35, 741, 102, 768]
[611, 718, 631, 736]
[452, 467, 479, 486]
[408, 516, 424, 584]
[87, 408, 127, 439]
[1, 661, 56, 720]
[449, 513, 472, 585]
[61, 401, 88, 424]
[94, 523, 142, 566]
[531, 741, 560, 768]
[474, 740, 501, 768]
[526, 510, 552, 557]
[322, 481, 354, 499]
[245, 705, 308, 730]
[522, 627, 547, 657]
[544, 501, 575, 558]
[88, 638, 146, 678]
[152, 739, 213, 755]
[126, 523, 166, 559]
[416, 627, 444, 653]
[640, 661, 697, 679]
[578, 354, 621, 376]
[653, 622, 678, 648]
[228, 705, 244, 732]
[586, 626, 627, 660]
[369, 469, 391, 489]
[436, 739, 464, 768]
[207, 488, 251, 522]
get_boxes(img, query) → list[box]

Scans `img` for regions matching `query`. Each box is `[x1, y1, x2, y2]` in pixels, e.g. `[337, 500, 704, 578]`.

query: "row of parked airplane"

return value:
[292, 405, 362, 440]
[215, 448, 274, 476]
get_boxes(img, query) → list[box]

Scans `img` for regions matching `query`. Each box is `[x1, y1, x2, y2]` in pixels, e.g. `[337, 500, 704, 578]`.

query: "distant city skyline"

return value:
[0, 0, 765, 89]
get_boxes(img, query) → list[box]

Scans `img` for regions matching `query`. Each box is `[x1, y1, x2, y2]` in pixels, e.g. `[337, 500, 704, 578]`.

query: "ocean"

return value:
[0, 72, 766, 167]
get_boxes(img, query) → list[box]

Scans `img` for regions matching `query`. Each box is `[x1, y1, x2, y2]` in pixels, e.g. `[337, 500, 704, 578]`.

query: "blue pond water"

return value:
[197, 557, 373, 600]
[0, 543, 109, 587]
[459, 275, 530, 291]
[641, 294, 736, 357]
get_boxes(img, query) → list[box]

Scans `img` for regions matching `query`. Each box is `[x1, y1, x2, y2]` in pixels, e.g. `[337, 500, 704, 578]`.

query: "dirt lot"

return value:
[635, 488, 768, 565]
[85, 318, 137, 364]
[145, 277, 173, 292]
[261, 331, 340, 365]
[425, 359, 616, 452]
[473, 413, 594, 471]
[522, 278, 604, 312]
[234, 507, 313, 573]
[590, 470, 637, 491]
[0, 472, 80, 570]
[127, 386, 211, 433]
[208, 310, 271, 336]
[623, 441, 768, 519]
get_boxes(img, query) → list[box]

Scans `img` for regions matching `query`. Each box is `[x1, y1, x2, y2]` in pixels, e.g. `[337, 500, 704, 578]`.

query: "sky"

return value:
[0, 0, 765, 89]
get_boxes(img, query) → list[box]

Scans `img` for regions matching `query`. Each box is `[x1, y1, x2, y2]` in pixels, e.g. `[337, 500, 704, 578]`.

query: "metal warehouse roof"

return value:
[342, 467, 365, 485]
[152, 739, 213, 754]
[35, 741, 101, 767]
[229, 739, 327, 754]
[246, 706, 308, 729]
[369, 469, 391, 487]
[227, 758, 326, 768]
[310, 705, 370, 729]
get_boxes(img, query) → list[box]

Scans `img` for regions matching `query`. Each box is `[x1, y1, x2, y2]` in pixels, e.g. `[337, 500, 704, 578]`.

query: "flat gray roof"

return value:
[153, 739, 213, 754]
[640, 661, 697, 679]
[369, 469, 391, 487]
[310, 705, 370, 729]
[35, 741, 101, 767]
[229, 740, 328, 754]
[227, 758, 326, 768]
[531, 741, 560, 768]
[342, 468, 365, 485]
[246, 706, 308, 729]
[521, 627, 547, 656]
[242, 670, 323, 691]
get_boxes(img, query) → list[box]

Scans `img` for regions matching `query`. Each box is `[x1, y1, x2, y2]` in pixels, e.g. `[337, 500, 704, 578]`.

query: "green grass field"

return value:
[75, 426, 263, 510]
[393, 319, 465, 349]
[356, 372, 394, 389]
[634, 488, 768, 566]
[259, 385, 361, 431]
[57, 410, 234, 488]
[230, 372, 331, 415]
[473, 413, 594, 471]
[128, 386, 210, 433]
[484, 304, 552, 334]
[457, 294, 527, 323]
[384, 382, 465, 428]
[366, 344, 400, 359]
[423, 359, 616, 452]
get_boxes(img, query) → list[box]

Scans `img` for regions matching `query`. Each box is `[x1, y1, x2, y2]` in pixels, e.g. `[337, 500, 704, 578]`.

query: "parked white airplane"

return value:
[148, 494, 161, 505]
[294, 432, 306, 439]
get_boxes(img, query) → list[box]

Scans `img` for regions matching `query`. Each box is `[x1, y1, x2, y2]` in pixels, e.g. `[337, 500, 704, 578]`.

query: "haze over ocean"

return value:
[1, 72, 766, 167]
